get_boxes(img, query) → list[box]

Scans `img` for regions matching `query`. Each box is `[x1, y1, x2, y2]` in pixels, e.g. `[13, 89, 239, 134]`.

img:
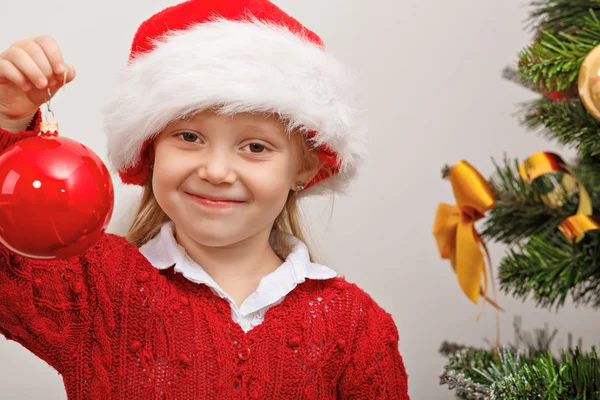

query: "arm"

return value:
[337, 296, 410, 399]
[0, 243, 99, 369]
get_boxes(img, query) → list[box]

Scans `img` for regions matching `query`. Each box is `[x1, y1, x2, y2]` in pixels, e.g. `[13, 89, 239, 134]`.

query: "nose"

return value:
[196, 148, 237, 185]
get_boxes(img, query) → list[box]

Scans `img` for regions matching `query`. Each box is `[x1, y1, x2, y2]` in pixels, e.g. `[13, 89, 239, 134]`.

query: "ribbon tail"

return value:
[476, 271, 488, 320]
[433, 203, 461, 259]
[479, 290, 504, 311]
[455, 217, 485, 304]
[576, 181, 593, 216]
[560, 214, 600, 243]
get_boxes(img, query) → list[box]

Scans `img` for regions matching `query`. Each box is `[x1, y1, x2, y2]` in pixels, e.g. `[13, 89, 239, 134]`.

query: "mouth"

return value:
[185, 192, 246, 209]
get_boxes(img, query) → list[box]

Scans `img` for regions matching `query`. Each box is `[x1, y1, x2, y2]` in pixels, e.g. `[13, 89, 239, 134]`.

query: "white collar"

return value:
[139, 222, 337, 318]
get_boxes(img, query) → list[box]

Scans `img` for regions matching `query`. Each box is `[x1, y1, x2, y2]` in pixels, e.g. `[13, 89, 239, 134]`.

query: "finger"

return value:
[0, 59, 32, 91]
[3, 47, 47, 88]
[33, 36, 65, 75]
[2, 47, 46, 89]
[20, 41, 54, 81]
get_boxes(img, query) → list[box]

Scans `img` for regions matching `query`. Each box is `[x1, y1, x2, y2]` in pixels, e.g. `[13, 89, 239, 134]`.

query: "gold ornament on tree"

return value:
[578, 43, 600, 121]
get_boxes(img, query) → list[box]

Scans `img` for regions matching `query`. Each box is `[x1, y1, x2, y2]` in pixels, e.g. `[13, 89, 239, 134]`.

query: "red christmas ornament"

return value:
[0, 120, 114, 259]
[543, 87, 577, 102]
[541, 77, 578, 102]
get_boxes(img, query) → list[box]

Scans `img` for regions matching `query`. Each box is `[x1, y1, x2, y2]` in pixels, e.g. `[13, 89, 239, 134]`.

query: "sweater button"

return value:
[73, 283, 85, 294]
[129, 341, 141, 353]
[238, 347, 251, 361]
[387, 334, 397, 345]
[179, 353, 191, 365]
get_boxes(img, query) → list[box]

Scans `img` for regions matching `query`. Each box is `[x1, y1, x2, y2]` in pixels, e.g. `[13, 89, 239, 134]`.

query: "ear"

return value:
[291, 158, 324, 191]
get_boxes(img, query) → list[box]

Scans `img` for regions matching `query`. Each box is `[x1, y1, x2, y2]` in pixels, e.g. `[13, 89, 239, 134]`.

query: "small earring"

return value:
[295, 181, 305, 191]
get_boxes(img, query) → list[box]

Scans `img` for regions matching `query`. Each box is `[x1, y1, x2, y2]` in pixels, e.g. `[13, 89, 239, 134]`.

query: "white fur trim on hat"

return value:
[103, 17, 366, 192]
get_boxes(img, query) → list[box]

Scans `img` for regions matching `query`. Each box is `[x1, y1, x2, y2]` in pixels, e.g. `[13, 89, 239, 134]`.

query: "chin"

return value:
[179, 221, 250, 248]
[193, 232, 240, 248]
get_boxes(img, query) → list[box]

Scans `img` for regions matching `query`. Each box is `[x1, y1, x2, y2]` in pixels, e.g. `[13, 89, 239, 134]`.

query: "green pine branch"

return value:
[525, 0, 600, 34]
[488, 347, 600, 399]
[518, 9, 600, 92]
[520, 98, 600, 159]
[440, 343, 600, 400]
[439, 345, 495, 399]
[498, 231, 600, 310]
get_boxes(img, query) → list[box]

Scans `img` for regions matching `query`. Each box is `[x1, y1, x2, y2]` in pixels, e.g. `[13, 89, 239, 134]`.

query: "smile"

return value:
[186, 193, 245, 209]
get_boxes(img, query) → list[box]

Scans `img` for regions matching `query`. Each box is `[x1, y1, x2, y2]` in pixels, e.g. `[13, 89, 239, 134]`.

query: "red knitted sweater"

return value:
[0, 113, 409, 399]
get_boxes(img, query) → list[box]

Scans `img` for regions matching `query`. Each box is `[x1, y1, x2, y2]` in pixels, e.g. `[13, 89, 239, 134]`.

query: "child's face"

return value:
[151, 110, 309, 247]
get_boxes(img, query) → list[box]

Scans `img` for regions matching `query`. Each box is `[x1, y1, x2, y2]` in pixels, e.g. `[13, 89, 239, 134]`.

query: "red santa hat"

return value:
[103, 0, 365, 195]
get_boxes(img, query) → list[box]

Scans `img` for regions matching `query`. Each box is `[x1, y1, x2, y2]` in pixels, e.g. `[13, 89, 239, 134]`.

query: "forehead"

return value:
[167, 110, 289, 132]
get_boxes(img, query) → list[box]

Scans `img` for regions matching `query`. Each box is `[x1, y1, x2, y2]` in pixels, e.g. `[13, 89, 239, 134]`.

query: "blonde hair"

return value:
[125, 130, 329, 262]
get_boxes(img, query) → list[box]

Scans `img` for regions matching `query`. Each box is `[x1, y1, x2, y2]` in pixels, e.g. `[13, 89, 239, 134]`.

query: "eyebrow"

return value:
[237, 122, 283, 136]
[240, 123, 269, 132]
[168, 116, 284, 138]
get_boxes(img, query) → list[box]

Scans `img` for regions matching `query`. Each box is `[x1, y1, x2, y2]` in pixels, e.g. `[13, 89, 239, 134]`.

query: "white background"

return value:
[1, 1, 599, 398]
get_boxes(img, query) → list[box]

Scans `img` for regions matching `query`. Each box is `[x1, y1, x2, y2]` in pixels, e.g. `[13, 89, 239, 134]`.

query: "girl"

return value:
[0, 0, 409, 398]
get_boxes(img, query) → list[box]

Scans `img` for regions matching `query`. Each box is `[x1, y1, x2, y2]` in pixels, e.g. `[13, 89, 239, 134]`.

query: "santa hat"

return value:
[102, 0, 366, 196]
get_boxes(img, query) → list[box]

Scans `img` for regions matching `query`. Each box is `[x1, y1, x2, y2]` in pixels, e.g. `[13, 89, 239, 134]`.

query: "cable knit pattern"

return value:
[0, 115, 409, 399]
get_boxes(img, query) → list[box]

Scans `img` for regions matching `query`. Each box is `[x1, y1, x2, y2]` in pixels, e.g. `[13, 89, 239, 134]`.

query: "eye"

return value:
[243, 143, 268, 153]
[176, 132, 201, 143]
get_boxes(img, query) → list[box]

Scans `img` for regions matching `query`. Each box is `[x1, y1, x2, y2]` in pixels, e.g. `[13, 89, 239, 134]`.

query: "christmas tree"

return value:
[434, 1, 600, 398]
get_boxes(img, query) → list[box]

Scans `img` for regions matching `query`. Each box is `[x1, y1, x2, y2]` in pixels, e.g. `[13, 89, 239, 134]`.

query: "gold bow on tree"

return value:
[519, 151, 600, 242]
[433, 161, 502, 312]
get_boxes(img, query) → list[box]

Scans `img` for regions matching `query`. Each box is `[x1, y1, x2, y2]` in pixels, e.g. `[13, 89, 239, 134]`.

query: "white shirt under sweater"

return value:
[139, 222, 337, 333]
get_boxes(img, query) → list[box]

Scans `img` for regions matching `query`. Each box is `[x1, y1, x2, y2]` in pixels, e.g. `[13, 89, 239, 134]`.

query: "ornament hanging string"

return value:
[44, 70, 68, 122]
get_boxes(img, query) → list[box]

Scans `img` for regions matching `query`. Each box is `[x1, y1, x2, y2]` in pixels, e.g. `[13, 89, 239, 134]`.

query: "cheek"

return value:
[150, 146, 191, 211]
[152, 145, 195, 185]
[151, 167, 174, 219]
[244, 161, 296, 200]
[152, 155, 177, 192]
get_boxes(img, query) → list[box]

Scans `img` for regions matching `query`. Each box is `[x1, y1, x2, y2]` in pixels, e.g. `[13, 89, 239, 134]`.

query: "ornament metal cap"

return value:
[40, 121, 59, 137]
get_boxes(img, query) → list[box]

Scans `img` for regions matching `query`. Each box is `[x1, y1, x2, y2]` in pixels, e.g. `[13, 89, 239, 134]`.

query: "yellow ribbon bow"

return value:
[519, 152, 600, 242]
[433, 161, 501, 311]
